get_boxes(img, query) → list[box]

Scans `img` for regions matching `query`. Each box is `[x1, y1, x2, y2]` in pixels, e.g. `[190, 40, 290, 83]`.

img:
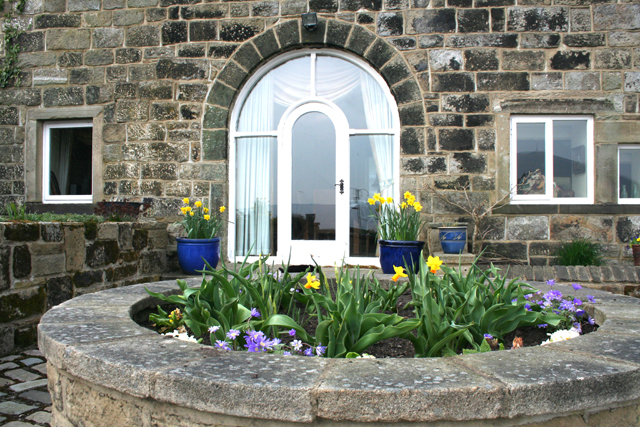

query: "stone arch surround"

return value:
[39, 279, 640, 427]
[201, 18, 424, 155]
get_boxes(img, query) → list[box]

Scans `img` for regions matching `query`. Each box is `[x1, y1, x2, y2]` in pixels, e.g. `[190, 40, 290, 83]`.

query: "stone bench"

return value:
[38, 279, 640, 426]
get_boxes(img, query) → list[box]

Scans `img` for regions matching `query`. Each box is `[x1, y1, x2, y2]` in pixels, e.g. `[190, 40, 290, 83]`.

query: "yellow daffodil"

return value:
[204, 214, 210, 220]
[189, 211, 194, 216]
[427, 255, 443, 274]
[368, 198, 375, 205]
[386, 197, 393, 204]
[185, 206, 192, 212]
[391, 265, 408, 282]
[183, 198, 189, 205]
[304, 273, 320, 289]
[203, 207, 209, 213]
[401, 202, 407, 209]
[404, 191, 413, 199]
[413, 202, 423, 212]
[219, 206, 226, 213]
[373, 193, 382, 202]
[195, 201, 202, 208]
[180, 207, 188, 214]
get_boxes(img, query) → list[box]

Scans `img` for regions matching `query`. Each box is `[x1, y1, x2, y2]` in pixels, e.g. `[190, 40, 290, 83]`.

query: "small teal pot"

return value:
[379, 240, 425, 274]
[176, 237, 220, 275]
[439, 227, 467, 254]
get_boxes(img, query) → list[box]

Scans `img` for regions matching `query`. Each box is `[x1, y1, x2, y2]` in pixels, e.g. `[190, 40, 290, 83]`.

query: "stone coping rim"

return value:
[38, 278, 640, 424]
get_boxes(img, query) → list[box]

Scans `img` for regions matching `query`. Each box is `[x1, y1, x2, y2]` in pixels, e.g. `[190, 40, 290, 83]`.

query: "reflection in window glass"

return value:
[553, 120, 587, 198]
[516, 123, 546, 195]
[291, 112, 336, 241]
[48, 127, 92, 196]
[349, 135, 393, 257]
[236, 136, 278, 256]
[619, 147, 640, 200]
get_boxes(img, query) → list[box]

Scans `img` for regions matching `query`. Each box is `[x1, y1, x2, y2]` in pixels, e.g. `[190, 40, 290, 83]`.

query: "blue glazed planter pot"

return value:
[439, 227, 467, 254]
[176, 237, 220, 275]
[378, 240, 425, 274]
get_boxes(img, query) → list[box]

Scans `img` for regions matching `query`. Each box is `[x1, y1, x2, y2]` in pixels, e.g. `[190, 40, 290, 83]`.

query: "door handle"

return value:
[335, 179, 344, 194]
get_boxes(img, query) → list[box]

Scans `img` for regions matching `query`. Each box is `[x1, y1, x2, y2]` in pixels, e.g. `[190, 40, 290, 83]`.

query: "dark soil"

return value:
[136, 294, 598, 358]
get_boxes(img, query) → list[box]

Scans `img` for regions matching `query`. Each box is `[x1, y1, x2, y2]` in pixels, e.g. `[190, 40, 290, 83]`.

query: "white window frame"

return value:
[510, 115, 594, 205]
[618, 145, 640, 204]
[226, 49, 401, 264]
[42, 120, 94, 204]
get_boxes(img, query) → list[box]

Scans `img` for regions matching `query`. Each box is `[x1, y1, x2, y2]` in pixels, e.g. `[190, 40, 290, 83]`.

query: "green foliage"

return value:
[0, 203, 104, 223]
[146, 256, 311, 343]
[405, 254, 563, 357]
[0, 18, 23, 88]
[555, 238, 603, 266]
[149, 306, 185, 334]
[462, 339, 504, 355]
[3, 202, 27, 220]
[265, 265, 419, 358]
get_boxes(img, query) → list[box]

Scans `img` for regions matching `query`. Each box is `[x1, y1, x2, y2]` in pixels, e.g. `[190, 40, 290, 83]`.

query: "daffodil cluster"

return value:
[178, 197, 226, 239]
[368, 191, 425, 241]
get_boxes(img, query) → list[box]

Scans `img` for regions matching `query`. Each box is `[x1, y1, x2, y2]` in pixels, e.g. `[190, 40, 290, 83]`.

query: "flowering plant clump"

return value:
[178, 198, 226, 239]
[540, 328, 581, 345]
[368, 191, 425, 241]
[526, 280, 596, 333]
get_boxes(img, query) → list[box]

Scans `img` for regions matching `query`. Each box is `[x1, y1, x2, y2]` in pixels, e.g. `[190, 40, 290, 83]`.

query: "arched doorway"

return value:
[228, 49, 400, 266]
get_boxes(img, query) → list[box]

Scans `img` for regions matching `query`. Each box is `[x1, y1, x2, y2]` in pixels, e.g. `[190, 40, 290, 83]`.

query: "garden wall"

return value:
[0, 220, 176, 356]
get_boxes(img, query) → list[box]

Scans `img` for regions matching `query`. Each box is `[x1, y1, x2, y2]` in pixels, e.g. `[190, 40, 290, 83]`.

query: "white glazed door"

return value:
[278, 102, 350, 265]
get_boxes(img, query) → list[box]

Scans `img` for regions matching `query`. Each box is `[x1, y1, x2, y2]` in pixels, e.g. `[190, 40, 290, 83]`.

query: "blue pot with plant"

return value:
[369, 191, 426, 274]
[176, 198, 226, 275]
[439, 225, 467, 254]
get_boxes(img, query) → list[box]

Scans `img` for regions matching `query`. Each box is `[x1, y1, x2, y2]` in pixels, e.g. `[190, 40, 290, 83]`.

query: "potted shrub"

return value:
[629, 236, 640, 266]
[368, 191, 426, 274]
[176, 198, 226, 275]
[438, 222, 468, 254]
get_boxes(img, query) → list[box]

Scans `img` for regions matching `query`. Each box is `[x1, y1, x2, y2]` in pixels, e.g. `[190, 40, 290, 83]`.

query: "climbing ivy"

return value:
[0, 0, 25, 88]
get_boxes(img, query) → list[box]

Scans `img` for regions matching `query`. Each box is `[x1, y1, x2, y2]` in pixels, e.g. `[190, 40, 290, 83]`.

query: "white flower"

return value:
[540, 328, 580, 346]
[162, 330, 197, 343]
[208, 326, 220, 334]
[356, 353, 376, 359]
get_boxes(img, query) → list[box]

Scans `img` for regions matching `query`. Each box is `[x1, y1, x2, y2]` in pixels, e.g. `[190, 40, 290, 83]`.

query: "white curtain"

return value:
[360, 71, 394, 198]
[236, 75, 274, 256]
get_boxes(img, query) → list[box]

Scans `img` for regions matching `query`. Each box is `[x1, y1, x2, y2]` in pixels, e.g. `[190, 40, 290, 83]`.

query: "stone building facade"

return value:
[0, 0, 639, 266]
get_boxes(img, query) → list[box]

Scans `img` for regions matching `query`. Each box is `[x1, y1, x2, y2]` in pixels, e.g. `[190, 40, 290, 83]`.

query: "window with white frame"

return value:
[42, 120, 93, 203]
[510, 116, 594, 204]
[619, 146, 640, 203]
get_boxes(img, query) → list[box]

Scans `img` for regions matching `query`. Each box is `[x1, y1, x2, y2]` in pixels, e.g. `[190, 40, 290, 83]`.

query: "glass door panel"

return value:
[291, 112, 336, 241]
[349, 134, 393, 257]
[516, 122, 546, 195]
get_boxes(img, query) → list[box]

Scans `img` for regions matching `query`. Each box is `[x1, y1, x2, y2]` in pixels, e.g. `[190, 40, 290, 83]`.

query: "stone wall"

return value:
[0, 0, 639, 262]
[0, 220, 172, 356]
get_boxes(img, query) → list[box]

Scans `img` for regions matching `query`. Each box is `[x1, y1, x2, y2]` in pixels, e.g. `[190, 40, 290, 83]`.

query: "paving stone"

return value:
[32, 363, 47, 375]
[0, 378, 15, 387]
[21, 357, 43, 367]
[1, 355, 20, 362]
[27, 411, 52, 424]
[5, 368, 40, 382]
[3, 422, 38, 427]
[0, 416, 4, 423]
[9, 379, 49, 393]
[19, 390, 52, 405]
[0, 362, 19, 371]
[0, 401, 37, 415]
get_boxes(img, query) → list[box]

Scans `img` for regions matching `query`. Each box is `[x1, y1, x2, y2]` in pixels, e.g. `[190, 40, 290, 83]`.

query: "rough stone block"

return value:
[481, 242, 527, 260]
[377, 12, 402, 37]
[116, 100, 149, 122]
[610, 32, 640, 47]
[624, 72, 640, 93]
[450, 153, 486, 174]
[127, 123, 166, 141]
[458, 9, 489, 33]
[220, 19, 264, 42]
[531, 72, 563, 91]
[85, 50, 114, 66]
[502, 51, 544, 71]
[477, 72, 529, 91]
[550, 50, 590, 70]
[126, 26, 159, 47]
[507, 7, 568, 32]
[35, 14, 81, 28]
[520, 33, 560, 49]
[565, 72, 600, 91]
[94, 28, 124, 49]
[550, 215, 613, 242]
[156, 59, 206, 80]
[477, 129, 495, 150]
[442, 94, 489, 113]
[507, 216, 549, 241]
[86, 85, 115, 105]
[563, 33, 605, 47]
[439, 129, 473, 150]
[46, 29, 91, 50]
[571, 7, 591, 32]
[429, 50, 462, 72]
[0, 287, 45, 322]
[593, 4, 640, 31]
[407, 9, 456, 34]
[431, 73, 475, 92]
[429, 113, 462, 127]
[464, 49, 498, 71]
[68, 0, 101, 11]
[139, 81, 172, 99]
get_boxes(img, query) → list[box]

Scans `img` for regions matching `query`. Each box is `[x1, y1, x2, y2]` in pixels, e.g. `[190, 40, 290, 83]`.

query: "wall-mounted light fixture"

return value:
[302, 12, 318, 31]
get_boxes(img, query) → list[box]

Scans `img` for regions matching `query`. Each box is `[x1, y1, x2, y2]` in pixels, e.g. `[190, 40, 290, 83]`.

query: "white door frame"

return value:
[278, 101, 350, 266]
[226, 49, 401, 266]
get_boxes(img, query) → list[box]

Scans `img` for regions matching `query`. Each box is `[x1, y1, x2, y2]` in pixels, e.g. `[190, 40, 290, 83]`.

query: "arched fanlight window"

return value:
[229, 49, 400, 264]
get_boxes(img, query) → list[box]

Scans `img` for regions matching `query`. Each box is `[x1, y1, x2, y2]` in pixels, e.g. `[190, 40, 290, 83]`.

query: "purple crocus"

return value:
[250, 308, 261, 318]
[303, 347, 314, 357]
[546, 279, 555, 286]
[288, 329, 296, 337]
[575, 309, 586, 317]
[524, 303, 531, 311]
[543, 290, 563, 301]
[559, 299, 575, 311]
[227, 329, 240, 340]
[208, 325, 220, 334]
[572, 283, 583, 291]
[588, 316, 595, 325]
[484, 334, 493, 339]
[587, 295, 596, 303]
[573, 298, 583, 306]
[315, 344, 327, 356]
[537, 323, 548, 328]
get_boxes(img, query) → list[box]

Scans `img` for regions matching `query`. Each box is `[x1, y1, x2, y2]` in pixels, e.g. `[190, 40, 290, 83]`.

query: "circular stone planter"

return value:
[39, 280, 640, 427]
